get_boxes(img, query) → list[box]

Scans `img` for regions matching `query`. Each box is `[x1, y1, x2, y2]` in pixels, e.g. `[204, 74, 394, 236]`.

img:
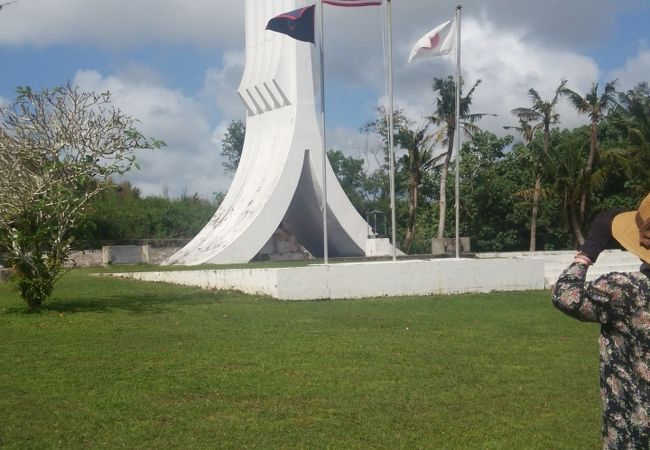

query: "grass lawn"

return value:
[0, 267, 602, 449]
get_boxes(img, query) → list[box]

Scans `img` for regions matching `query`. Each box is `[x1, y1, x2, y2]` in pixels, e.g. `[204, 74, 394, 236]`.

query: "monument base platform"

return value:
[108, 257, 544, 300]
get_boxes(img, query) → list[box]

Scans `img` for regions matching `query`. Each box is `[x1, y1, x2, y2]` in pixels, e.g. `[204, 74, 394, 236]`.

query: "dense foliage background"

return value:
[73, 181, 220, 249]
[81, 80, 649, 255]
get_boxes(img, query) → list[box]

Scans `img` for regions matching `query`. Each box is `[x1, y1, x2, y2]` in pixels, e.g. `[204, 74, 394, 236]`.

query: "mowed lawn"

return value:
[0, 267, 602, 449]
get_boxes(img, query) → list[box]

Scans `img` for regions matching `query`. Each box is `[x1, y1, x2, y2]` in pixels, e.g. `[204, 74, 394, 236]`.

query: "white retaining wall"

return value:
[66, 247, 183, 267]
[102, 245, 149, 265]
[0, 267, 11, 282]
[109, 257, 544, 301]
[476, 249, 643, 288]
[107, 250, 645, 300]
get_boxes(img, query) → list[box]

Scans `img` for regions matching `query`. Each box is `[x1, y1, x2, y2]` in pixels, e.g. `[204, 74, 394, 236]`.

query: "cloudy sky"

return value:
[1, 0, 648, 199]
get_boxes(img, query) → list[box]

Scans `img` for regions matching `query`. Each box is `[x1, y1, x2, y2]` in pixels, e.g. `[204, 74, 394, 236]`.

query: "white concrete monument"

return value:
[164, 0, 398, 265]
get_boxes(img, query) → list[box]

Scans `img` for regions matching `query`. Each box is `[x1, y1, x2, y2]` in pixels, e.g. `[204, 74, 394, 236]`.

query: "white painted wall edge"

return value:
[107, 257, 545, 301]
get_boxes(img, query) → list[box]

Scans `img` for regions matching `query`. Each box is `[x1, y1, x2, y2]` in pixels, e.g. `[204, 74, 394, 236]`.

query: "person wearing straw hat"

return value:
[552, 193, 650, 449]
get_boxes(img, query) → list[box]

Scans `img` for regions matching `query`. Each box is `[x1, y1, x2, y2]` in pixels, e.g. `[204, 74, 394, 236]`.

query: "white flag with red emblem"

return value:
[408, 18, 456, 63]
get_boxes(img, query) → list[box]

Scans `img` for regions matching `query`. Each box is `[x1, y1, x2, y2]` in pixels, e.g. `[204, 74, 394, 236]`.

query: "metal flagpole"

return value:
[454, 4, 462, 259]
[318, 0, 329, 264]
[386, 0, 397, 261]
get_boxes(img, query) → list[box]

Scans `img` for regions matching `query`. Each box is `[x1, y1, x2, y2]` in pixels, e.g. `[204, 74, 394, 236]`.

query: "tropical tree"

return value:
[510, 79, 566, 251]
[0, 85, 163, 309]
[458, 131, 526, 251]
[221, 119, 246, 174]
[327, 149, 367, 214]
[504, 117, 537, 146]
[547, 123, 630, 245]
[561, 80, 619, 228]
[616, 82, 650, 194]
[360, 106, 404, 219]
[362, 107, 438, 251]
[75, 180, 218, 247]
[394, 121, 436, 252]
[429, 75, 489, 239]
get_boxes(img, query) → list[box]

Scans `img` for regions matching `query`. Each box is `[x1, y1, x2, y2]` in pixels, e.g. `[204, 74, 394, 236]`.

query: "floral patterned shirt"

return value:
[552, 262, 650, 449]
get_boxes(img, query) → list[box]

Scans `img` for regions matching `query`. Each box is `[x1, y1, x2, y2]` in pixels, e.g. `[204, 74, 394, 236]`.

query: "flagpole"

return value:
[454, 4, 462, 259]
[318, 0, 329, 264]
[386, 0, 397, 261]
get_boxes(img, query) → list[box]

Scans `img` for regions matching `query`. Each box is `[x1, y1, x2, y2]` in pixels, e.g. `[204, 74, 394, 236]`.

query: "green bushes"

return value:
[74, 182, 218, 248]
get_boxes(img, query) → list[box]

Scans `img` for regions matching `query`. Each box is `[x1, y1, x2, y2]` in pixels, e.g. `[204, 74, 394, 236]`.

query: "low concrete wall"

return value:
[67, 247, 182, 267]
[476, 249, 642, 288]
[106, 249, 645, 300]
[0, 267, 12, 282]
[432, 237, 471, 255]
[102, 245, 149, 265]
[150, 247, 183, 264]
[67, 250, 104, 267]
[109, 257, 545, 300]
[365, 238, 394, 257]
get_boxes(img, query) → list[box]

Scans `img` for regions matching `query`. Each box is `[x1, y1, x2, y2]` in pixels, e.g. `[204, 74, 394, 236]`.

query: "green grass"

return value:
[0, 268, 602, 449]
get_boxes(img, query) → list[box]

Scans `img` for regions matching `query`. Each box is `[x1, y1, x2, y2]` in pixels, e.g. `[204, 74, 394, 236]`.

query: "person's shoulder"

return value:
[595, 270, 644, 281]
[594, 271, 650, 295]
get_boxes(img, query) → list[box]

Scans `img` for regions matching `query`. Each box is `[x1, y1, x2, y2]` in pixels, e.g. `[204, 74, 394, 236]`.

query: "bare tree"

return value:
[0, 84, 164, 309]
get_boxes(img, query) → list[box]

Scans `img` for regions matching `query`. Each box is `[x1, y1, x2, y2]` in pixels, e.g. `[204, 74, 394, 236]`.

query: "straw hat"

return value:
[612, 193, 650, 264]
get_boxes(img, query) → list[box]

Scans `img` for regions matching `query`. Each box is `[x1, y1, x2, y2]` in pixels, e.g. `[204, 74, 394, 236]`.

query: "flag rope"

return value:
[317, 0, 329, 264]
[454, 4, 462, 259]
[385, 0, 397, 260]
[379, 0, 397, 259]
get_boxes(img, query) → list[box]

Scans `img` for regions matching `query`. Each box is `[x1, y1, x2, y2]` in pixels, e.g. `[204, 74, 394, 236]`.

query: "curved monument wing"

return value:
[164, 0, 399, 265]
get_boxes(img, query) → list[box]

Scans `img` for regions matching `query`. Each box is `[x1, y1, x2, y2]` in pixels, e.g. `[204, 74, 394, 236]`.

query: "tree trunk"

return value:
[580, 120, 598, 224]
[543, 127, 550, 156]
[569, 207, 585, 245]
[437, 132, 455, 239]
[529, 174, 541, 252]
[404, 171, 419, 253]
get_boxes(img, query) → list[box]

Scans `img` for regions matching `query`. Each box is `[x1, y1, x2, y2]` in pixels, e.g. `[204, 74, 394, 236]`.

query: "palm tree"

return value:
[510, 80, 566, 251]
[394, 122, 436, 252]
[429, 76, 489, 240]
[561, 80, 619, 231]
[362, 107, 434, 251]
[616, 82, 650, 194]
[504, 118, 541, 251]
[548, 127, 628, 244]
[504, 117, 536, 146]
[548, 129, 590, 243]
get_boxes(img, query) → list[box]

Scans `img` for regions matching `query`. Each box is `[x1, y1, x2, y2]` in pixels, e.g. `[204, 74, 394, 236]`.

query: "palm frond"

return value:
[527, 88, 542, 104]
[561, 88, 589, 113]
[551, 79, 568, 105]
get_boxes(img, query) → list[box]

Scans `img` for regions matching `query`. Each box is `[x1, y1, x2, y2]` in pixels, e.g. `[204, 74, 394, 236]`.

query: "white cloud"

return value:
[73, 69, 231, 199]
[201, 50, 246, 122]
[374, 17, 597, 148]
[327, 125, 383, 167]
[609, 44, 650, 91]
[0, 0, 625, 53]
[2, 1, 644, 200]
[303, 14, 609, 167]
[460, 17, 596, 133]
[0, 0, 244, 48]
